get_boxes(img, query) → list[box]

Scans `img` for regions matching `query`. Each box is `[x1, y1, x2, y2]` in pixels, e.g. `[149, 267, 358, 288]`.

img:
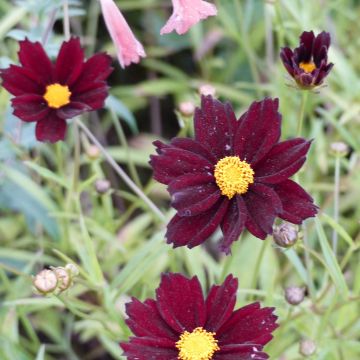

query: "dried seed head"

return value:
[33, 269, 58, 295]
[273, 223, 298, 248]
[95, 179, 111, 194]
[65, 263, 79, 277]
[299, 339, 316, 357]
[198, 84, 216, 97]
[179, 101, 195, 117]
[285, 286, 305, 305]
[330, 142, 348, 157]
[53, 267, 71, 291]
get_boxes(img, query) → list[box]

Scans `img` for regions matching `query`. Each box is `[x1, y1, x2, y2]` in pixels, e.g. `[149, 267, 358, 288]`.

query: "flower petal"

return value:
[56, 101, 92, 119]
[150, 141, 213, 185]
[166, 198, 229, 248]
[35, 114, 67, 143]
[297, 31, 315, 63]
[313, 31, 330, 66]
[205, 275, 238, 332]
[215, 344, 269, 360]
[273, 179, 318, 224]
[55, 37, 84, 86]
[71, 83, 109, 111]
[194, 95, 238, 159]
[156, 273, 206, 333]
[0, 65, 43, 96]
[11, 94, 50, 122]
[217, 302, 278, 347]
[255, 138, 311, 184]
[244, 183, 282, 238]
[168, 173, 220, 216]
[121, 337, 177, 360]
[125, 298, 178, 341]
[71, 53, 113, 93]
[279, 47, 295, 77]
[219, 197, 247, 254]
[161, 0, 217, 35]
[18, 39, 53, 84]
[234, 98, 281, 166]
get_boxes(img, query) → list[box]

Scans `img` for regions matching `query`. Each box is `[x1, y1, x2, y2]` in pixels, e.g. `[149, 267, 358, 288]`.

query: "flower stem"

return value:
[76, 119, 166, 222]
[249, 240, 268, 301]
[63, 0, 71, 40]
[332, 155, 341, 254]
[297, 91, 309, 137]
[72, 121, 81, 194]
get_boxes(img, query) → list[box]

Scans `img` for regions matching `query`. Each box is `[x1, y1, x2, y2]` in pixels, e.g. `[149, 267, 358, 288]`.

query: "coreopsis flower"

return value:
[121, 273, 278, 360]
[161, 0, 217, 35]
[150, 96, 317, 254]
[99, 0, 146, 68]
[280, 31, 333, 89]
[0, 37, 112, 142]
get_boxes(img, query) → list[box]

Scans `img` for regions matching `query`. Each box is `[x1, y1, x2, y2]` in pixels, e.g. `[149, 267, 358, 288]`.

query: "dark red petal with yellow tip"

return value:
[166, 199, 229, 248]
[120, 337, 178, 360]
[18, 39, 53, 84]
[35, 114, 67, 143]
[194, 95, 238, 159]
[205, 275, 238, 332]
[156, 273, 206, 333]
[244, 183, 282, 237]
[217, 302, 278, 346]
[274, 179, 318, 224]
[219, 197, 247, 254]
[0, 65, 43, 96]
[125, 298, 178, 341]
[168, 173, 220, 216]
[234, 98, 281, 166]
[255, 138, 311, 184]
[55, 37, 84, 86]
[12, 95, 50, 122]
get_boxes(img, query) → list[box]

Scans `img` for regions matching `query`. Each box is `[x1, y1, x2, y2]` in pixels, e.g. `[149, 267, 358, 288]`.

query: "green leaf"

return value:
[35, 345, 45, 360]
[321, 213, 354, 247]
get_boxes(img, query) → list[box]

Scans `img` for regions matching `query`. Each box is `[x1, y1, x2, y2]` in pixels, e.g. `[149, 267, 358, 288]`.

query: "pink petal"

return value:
[161, 0, 217, 35]
[99, 0, 146, 68]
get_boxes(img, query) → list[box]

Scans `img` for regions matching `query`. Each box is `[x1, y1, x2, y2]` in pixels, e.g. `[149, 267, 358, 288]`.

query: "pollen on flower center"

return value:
[43, 83, 71, 108]
[214, 156, 254, 199]
[299, 61, 316, 73]
[176, 327, 219, 360]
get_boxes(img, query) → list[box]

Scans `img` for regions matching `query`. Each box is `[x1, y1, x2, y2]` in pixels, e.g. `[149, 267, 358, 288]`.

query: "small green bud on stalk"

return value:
[299, 339, 316, 357]
[273, 223, 298, 248]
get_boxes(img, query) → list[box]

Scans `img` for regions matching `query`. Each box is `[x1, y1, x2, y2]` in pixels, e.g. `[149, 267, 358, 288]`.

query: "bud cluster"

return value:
[33, 264, 79, 295]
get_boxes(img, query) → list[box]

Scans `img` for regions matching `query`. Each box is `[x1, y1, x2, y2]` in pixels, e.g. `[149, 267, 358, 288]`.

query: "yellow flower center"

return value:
[176, 327, 219, 360]
[214, 156, 254, 199]
[43, 83, 71, 108]
[299, 61, 316, 73]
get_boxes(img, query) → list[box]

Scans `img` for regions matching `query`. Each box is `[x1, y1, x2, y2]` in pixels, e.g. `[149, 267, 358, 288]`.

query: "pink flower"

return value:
[161, 0, 217, 35]
[99, 0, 146, 68]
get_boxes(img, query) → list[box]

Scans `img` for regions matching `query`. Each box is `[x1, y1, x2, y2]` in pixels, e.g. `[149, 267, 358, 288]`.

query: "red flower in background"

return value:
[280, 31, 333, 89]
[150, 96, 317, 254]
[121, 273, 278, 360]
[0, 37, 112, 143]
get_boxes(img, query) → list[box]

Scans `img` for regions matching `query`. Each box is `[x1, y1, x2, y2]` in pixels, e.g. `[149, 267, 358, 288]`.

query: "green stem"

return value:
[76, 119, 166, 222]
[332, 155, 341, 254]
[110, 109, 142, 188]
[72, 121, 81, 194]
[249, 240, 268, 301]
[297, 91, 309, 137]
[62, 0, 70, 40]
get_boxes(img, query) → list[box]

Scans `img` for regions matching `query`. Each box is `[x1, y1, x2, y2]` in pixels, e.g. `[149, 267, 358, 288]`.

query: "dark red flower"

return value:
[121, 273, 278, 360]
[280, 31, 333, 89]
[150, 96, 317, 254]
[0, 37, 112, 142]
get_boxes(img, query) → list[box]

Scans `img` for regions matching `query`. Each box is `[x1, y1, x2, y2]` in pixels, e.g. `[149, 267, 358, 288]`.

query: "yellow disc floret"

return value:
[176, 327, 219, 360]
[43, 83, 71, 108]
[299, 61, 316, 73]
[214, 156, 254, 199]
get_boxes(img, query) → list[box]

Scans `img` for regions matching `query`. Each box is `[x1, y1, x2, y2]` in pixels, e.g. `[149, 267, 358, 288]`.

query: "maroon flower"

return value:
[121, 273, 278, 360]
[280, 31, 333, 89]
[150, 96, 317, 254]
[0, 37, 112, 142]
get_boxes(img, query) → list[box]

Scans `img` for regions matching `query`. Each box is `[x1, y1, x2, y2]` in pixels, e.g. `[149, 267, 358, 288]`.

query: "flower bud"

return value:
[198, 84, 216, 97]
[330, 142, 348, 157]
[95, 179, 111, 194]
[53, 267, 71, 291]
[86, 145, 100, 159]
[285, 286, 305, 305]
[65, 263, 79, 277]
[179, 101, 195, 117]
[273, 223, 298, 248]
[299, 339, 316, 357]
[33, 269, 58, 295]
